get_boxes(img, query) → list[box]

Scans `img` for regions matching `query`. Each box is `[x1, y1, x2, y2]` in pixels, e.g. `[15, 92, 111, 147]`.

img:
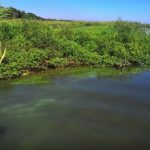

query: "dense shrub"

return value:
[48, 57, 68, 68]
[0, 20, 150, 79]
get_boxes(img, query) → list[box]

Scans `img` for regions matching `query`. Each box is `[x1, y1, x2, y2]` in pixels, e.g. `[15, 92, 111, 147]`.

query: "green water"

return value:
[0, 68, 150, 150]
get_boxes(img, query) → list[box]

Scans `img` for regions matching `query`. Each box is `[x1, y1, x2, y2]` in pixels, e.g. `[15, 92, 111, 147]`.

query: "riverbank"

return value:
[0, 20, 150, 79]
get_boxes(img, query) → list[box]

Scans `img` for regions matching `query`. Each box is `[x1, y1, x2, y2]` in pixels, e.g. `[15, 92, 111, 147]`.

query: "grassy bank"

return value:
[0, 19, 150, 79]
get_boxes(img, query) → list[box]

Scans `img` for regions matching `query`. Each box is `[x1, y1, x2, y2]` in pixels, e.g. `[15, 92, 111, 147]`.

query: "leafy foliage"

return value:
[0, 18, 150, 79]
[0, 6, 44, 20]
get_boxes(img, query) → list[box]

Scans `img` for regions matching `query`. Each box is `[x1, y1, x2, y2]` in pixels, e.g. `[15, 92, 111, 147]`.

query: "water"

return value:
[146, 28, 150, 34]
[0, 68, 150, 150]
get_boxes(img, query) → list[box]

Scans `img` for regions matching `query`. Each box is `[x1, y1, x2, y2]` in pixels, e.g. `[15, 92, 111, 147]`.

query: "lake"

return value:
[0, 68, 150, 150]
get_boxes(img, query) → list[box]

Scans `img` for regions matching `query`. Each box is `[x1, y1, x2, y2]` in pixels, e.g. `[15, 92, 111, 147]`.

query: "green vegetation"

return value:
[0, 6, 44, 20]
[0, 7, 150, 79]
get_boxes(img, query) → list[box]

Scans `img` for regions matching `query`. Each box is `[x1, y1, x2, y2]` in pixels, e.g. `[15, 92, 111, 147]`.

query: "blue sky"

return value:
[1, 0, 150, 23]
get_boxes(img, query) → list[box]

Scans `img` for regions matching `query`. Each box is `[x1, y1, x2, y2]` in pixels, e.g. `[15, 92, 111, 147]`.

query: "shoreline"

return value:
[0, 66, 148, 81]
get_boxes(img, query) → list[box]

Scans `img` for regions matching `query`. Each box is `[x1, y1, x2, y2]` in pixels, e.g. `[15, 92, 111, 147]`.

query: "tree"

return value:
[0, 6, 44, 20]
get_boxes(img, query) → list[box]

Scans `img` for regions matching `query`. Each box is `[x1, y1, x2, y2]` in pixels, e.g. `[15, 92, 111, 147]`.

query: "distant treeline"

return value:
[0, 5, 150, 28]
[143, 24, 150, 28]
[0, 6, 45, 20]
[0, 6, 85, 21]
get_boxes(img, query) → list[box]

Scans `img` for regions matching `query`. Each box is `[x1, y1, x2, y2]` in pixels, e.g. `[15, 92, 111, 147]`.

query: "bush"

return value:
[0, 20, 150, 79]
[48, 57, 68, 68]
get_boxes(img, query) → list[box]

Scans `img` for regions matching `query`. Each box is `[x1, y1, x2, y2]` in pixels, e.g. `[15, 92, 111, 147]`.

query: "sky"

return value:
[0, 0, 150, 23]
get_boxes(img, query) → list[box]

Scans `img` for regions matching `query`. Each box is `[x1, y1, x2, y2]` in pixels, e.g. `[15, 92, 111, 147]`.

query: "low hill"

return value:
[0, 6, 44, 20]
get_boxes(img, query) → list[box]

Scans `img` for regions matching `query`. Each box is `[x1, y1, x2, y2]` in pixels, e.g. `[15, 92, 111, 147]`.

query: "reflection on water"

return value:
[0, 68, 150, 150]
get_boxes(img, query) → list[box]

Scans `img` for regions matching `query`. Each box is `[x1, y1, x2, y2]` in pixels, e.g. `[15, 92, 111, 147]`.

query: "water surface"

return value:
[0, 68, 150, 150]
